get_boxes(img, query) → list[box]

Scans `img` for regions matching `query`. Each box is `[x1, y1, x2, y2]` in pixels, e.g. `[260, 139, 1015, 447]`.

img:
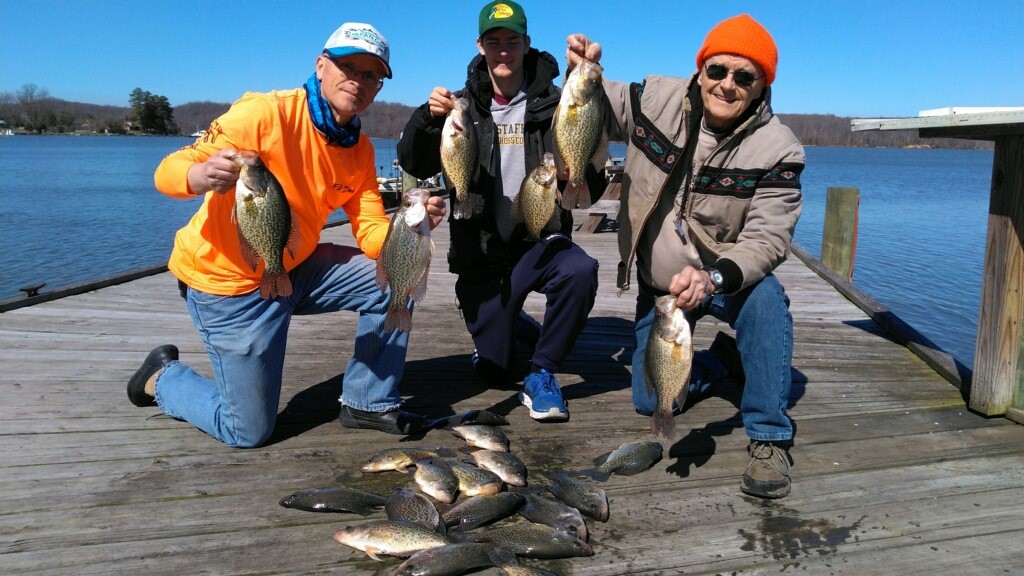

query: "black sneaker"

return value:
[741, 441, 793, 499]
[338, 405, 427, 435]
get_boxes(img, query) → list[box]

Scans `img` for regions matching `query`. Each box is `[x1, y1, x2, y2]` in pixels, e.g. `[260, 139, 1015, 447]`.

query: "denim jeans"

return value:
[155, 243, 409, 448]
[632, 273, 794, 442]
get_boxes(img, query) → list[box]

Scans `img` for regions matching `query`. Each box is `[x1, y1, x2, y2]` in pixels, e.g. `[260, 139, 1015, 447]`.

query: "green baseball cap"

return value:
[479, 1, 527, 36]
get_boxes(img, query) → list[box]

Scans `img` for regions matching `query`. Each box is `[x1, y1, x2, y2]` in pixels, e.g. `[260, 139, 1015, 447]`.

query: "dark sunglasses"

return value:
[704, 64, 759, 88]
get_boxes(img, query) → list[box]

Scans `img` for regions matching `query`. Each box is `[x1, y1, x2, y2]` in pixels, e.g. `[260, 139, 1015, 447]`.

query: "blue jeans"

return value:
[155, 243, 409, 448]
[632, 274, 794, 442]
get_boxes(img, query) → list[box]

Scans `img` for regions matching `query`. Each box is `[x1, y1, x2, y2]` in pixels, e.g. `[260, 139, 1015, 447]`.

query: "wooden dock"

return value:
[2, 216, 1023, 575]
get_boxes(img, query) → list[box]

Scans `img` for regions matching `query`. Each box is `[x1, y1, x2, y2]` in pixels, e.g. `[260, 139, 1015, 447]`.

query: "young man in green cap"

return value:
[398, 1, 605, 422]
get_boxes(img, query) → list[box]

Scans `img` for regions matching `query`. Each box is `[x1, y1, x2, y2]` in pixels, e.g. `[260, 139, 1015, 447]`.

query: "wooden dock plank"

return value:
[1, 217, 1022, 575]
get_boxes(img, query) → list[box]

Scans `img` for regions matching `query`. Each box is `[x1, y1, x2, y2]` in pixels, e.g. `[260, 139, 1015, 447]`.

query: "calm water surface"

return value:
[0, 136, 990, 366]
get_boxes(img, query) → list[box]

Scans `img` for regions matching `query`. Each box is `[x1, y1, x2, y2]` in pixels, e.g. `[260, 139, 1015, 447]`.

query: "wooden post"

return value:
[820, 187, 860, 282]
[970, 135, 1024, 417]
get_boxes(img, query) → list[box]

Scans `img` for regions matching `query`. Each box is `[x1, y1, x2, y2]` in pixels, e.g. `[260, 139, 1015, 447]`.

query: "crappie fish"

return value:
[386, 488, 445, 534]
[544, 470, 609, 522]
[333, 519, 452, 560]
[449, 461, 504, 496]
[518, 493, 588, 542]
[515, 152, 561, 239]
[553, 58, 608, 210]
[466, 521, 594, 559]
[644, 295, 693, 439]
[230, 150, 300, 299]
[395, 543, 499, 576]
[450, 424, 510, 452]
[361, 447, 445, 473]
[278, 485, 386, 514]
[441, 492, 524, 531]
[466, 449, 527, 487]
[580, 440, 664, 482]
[412, 457, 459, 504]
[376, 188, 434, 333]
[441, 97, 478, 220]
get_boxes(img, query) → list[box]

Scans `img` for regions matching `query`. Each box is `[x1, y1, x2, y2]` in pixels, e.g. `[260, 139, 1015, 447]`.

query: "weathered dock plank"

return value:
[1, 217, 1022, 575]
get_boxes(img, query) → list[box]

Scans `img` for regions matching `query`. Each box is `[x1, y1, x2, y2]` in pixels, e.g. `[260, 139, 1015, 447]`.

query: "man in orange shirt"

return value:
[126, 23, 446, 447]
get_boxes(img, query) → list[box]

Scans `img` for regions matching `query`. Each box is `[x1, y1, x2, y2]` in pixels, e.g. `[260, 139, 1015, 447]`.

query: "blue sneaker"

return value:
[520, 369, 568, 421]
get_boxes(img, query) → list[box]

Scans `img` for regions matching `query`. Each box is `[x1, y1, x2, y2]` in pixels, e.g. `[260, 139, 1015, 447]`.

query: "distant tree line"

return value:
[0, 83, 994, 150]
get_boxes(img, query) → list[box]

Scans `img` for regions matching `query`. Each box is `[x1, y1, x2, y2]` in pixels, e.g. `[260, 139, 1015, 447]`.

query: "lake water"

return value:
[0, 135, 991, 367]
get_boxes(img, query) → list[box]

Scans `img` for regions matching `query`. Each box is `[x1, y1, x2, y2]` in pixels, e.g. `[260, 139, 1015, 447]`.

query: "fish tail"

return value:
[259, 271, 292, 300]
[453, 193, 475, 220]
[384, 303, 412, 333]
[574, 179, 592, 209]
[650, 407, 675, 440]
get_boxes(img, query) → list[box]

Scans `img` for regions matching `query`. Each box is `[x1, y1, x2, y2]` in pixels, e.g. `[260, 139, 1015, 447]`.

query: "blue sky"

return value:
[2, 0, 1021, 118]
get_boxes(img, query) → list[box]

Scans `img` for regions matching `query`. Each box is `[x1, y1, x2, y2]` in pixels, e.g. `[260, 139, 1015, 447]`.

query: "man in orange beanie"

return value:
[566, 15, 805, 499]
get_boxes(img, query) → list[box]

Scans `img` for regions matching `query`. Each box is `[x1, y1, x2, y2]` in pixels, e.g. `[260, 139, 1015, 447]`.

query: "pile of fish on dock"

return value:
[278, 410, 664, 575]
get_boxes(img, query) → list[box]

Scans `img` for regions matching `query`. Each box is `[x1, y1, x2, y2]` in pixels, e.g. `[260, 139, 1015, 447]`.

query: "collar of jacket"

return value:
[465, 48, 560, 112]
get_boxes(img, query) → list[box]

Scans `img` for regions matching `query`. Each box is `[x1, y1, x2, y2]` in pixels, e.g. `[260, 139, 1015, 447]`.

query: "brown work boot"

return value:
[741, 441, 793, 498]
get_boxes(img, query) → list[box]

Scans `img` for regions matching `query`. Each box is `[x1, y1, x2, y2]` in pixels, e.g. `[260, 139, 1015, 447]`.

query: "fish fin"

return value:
[578, 468, 610, 482]
[650, 407, 676, 440]
[574, 179, 593, 210]
[259, 271, 292, 300]
[364, 546, 385, 561]
[375, 258, 388, 293]
[591, 451, 613, 467]
[384, 304, 412, 333]
[236, 224, 260, 273]
[284, 208, 300, 258]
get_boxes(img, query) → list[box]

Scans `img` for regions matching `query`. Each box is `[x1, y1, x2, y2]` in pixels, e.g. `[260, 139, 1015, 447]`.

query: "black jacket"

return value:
[397, 49, 604, 278]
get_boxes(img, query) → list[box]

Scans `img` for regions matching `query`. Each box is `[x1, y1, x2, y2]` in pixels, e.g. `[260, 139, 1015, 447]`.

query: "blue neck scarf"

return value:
[304, 73, 361, 148]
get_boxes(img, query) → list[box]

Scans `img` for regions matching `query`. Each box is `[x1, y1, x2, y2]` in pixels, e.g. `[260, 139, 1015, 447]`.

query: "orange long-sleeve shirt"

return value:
[154, 88, 389, 296]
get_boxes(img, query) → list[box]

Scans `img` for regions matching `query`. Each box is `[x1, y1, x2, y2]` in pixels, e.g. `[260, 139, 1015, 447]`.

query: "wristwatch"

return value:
[701, 265, 724, 294]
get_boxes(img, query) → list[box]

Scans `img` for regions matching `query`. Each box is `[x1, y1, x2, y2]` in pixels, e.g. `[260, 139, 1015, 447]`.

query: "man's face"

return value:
[477, 28, 529, 84]
[315, 53, 386, 124]
[697, 54, 765, 131]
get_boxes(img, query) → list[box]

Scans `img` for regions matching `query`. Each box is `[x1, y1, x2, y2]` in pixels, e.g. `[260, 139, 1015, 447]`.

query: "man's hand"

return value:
[565, 34, 602, 72]
[669, 266, 714, 311]
[427, 87, 456, 118]
[187, 148, 240, 195]
[425, 194, 447, 230]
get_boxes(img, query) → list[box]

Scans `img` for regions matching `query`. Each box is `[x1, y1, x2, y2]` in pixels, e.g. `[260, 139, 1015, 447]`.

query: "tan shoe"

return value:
[741, 441, 792, 498]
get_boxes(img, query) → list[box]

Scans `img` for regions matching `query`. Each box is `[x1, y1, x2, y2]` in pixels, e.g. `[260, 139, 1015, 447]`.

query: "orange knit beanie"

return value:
[695, 14, 778, 85]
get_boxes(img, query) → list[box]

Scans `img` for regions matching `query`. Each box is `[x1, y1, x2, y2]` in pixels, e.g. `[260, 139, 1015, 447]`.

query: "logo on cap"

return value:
[345, 26, 389, 60]
[488, 3, 515, 20]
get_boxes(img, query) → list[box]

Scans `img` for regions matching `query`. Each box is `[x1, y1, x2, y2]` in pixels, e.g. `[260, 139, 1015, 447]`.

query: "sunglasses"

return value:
[704, 64, 759, 88]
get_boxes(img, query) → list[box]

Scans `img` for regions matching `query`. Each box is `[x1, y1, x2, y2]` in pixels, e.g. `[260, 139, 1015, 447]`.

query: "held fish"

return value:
[278, 486, 386, 514]
[515, 152, 561, 239]
[644, 295, 693, 439]
[230, 150, 300, 299]
[579, 440, 664, 482]
[553, 58, 608, 210]
[332, 519, 452, 561]
[441, 97, 478, 220]
[376, 187, 435, 333]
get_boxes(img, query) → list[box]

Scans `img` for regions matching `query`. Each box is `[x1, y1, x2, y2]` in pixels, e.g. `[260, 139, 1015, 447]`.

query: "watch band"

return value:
[700, 265, 724, 293]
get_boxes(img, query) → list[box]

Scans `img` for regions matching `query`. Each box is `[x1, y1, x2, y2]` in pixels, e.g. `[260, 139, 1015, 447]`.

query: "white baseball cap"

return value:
[322, 22, 392, 79]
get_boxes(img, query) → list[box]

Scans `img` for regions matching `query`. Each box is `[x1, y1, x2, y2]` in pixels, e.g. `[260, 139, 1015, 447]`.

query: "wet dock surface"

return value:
[2, 217, 1022, 575]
